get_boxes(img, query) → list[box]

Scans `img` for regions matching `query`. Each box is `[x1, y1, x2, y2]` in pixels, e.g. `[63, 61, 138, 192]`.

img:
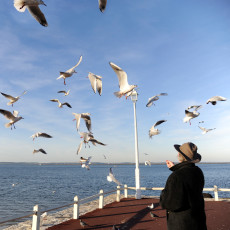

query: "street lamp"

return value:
[131, 89, 141, 199]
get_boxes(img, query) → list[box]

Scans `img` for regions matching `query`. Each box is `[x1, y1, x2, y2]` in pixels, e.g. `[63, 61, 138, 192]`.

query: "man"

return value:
[160, 142, 207, 230]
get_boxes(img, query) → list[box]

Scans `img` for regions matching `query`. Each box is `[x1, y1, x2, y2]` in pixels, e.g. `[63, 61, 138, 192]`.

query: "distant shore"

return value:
[0, 162, 229, 165]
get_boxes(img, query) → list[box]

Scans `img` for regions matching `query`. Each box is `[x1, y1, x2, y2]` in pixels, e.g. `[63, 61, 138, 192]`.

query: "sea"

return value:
[0, 163, 229, 228]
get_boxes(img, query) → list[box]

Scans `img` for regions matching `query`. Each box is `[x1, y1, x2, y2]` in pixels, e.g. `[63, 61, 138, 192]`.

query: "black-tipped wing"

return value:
[0, 109, 15, 120]
[63, 102, 72, 108]
[27, 6, 48, 27]
[1, 92, 14, 100]
[39, 133, 52, 138]
[39, 149, 47, 154]
[154, 120, 167, 128]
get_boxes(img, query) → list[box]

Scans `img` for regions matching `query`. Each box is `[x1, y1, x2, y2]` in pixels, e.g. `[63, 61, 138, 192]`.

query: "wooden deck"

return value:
[47, 197, 230, 230]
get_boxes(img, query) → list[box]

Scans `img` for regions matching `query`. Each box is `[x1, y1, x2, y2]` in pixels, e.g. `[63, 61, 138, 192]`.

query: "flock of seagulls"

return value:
[13, 0, 107, 27]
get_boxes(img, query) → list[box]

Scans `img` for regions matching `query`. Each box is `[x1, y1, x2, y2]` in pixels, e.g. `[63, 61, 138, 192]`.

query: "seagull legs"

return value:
[19, 4, 25, 9]
[64, 79, 66, 85]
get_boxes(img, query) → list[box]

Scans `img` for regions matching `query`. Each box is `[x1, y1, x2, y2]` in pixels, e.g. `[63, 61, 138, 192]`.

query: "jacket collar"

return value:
[170, 161, 195, 172]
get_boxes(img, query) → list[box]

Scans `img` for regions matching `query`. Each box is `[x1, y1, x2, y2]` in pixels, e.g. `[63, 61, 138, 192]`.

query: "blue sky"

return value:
[0, 0, 229, 163]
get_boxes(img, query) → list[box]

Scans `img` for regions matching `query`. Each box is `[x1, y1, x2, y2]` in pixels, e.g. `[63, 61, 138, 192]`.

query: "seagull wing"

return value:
[67, 55, 83, 72]
[89, 138, 106, 146]
[154, 120, 167, 128]
[198, 126, 206, 131]
[1, 92, 15, 100]
[96, 78, 102, 96]
[57, 90, 67, 94]
[77, 141, 83, 155]
[73, 113, 81, 131]
[62, 102, 72, 108]
[18, 90, 27, 97]
[39, 149, 47, 154]
[13, 110, 19, 117]
[27, 6, 48, 27]
[50, 99, 59, 103]
[81, 114, 91, 132]
[109, 62, 129, 90]
[39, 133, 52, 138]
[72, 55, 83, 69]
[0, 109, 15, 120]
[88, 73, 97, 93]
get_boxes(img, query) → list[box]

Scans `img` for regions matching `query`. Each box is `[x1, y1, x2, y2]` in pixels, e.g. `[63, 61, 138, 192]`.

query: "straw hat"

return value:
[174, 142, 201, 163]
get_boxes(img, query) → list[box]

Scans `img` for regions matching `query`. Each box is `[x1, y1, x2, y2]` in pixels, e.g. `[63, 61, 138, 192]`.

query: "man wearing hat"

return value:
[160, 142, 207, 230]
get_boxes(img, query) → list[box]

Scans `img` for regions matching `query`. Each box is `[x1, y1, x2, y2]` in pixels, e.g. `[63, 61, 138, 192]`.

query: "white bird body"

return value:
[206, 96, 227, 105]
[145, 160, 151, 166]
[57, 56, 82, 85]
[50, 99, 72, 108]
[107, 168, 121, 185]
[109, 62, 137, 98]
[146, 93, 168, 107]
[0, 109, 23, 129]
[149, 120, 167, 138]
[183, 110, 200, 124]
[1, 91, 27, 106]
[31, 132, 52, 140]
[57, 90, 70, 96]
[80, 156, 92, 170]
[72, 113, 91, 132]
[14, 0, 48, 27]
[198, 126, 216, 134]
[88, 72, 102, 96]
[98, 0, 107, 12]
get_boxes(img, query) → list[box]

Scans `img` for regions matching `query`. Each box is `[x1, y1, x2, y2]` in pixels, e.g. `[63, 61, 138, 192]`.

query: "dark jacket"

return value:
[160, 161, 207, 230]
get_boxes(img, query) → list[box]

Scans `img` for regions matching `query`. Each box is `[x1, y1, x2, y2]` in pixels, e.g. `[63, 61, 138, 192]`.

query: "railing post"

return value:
[73, 196, 79, 219]
[214, 185, 219, 201]
[99, 189, 104, 209]
[124, 184, 128, 198]
[32, 205, 40, 230]
[116, 185, 121, 202]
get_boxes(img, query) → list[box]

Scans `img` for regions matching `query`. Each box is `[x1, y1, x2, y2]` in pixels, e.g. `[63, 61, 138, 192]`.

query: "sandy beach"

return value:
[4, 194, 123, 230]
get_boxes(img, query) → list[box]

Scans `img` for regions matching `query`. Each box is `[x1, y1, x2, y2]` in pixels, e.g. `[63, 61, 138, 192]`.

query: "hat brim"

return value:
[174, 144, 201, 163]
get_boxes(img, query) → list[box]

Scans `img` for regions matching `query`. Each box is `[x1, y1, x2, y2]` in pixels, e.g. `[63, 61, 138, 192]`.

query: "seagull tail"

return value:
[114, 91, 122, 98]
[14, 0, 27, 12]
[5, 122, 12, 128]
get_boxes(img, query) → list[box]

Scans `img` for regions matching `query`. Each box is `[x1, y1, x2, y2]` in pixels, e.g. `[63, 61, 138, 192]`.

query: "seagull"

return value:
[31, 132, 52, 141]
[33, 149, 47, 154]
[50, 99, 72, 108]
[148, 203, 154, 209]
[150, 212, 159, 218]
[206, 96, 227, 105]
[109, 62, 137, 98]
[187, 105, 202, 111]
[57, 90, 70, 96]
[98, 0, 107, 12]
[1, 91, 27, 106]
[107, 168, 121, 185]
[183, 110, 200, 125]
[146, 93, 168, 107]
[149, 120, 167, 138]
[198, 126, 216, 134]
[80, 156, 92, 170]
[144, 153, 149, 155]
[87, 72, 102, 96]
[103, 154, 107, 159]
[77, 132, 106, 154]
[145, 160, 151, 166]
[80, 219, 89, 228]
[57, 56, 82, 85]
[199, 121, 204, 124]
[73, 113, 91, 132]
[0, 109, 23, 129]
[14, 0, 48, 27]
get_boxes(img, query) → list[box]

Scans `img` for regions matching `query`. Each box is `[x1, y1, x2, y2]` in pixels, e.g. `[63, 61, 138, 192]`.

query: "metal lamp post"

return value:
[131, 90, 141, 199]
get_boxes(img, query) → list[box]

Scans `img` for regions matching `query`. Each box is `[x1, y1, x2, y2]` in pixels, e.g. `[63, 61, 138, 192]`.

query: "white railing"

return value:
[0, 184, 229, 230]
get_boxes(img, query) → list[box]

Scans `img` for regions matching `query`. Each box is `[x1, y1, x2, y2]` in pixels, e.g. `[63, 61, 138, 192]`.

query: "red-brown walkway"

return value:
[47, 198, 230, 230]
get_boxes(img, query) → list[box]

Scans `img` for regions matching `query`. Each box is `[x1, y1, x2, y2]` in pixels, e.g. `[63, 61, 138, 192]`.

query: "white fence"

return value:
[0, 185, 229, 230]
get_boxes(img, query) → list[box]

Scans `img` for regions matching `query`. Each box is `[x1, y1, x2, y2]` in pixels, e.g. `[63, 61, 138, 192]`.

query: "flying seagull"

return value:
[77, 132, 106, 154]
[80, 156, 92, 170]
[183, 110, 200, 125]
[33, 149, 47, 154]
[31, 132, 52, 141]
[107, 168, 121, 185]
[57, 90, 70, 96]
[1, 91, 27, 107]
[57, 56, 82, 85]
[198, 126, 216, 134]
[145, 160, 151, 166]
[87, 72, 102, 96]
[72, 113, 91, 132]
[149, 120, 167, 138]
[98, 0, 107, 12]
[206, 96, 227, 105]
[146, 93, 168, 107]
[109, 62, 137, 98]
[14, 0, 48, 27]
[50, 99, 72, 108]
[0, 109, 23, 129]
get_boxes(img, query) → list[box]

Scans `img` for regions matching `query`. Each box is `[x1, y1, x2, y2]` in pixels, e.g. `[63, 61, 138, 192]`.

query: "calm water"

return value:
[0, 163, 229, 226]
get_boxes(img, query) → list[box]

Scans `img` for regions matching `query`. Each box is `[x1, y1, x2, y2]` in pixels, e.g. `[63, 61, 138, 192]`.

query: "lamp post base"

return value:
[135, 189, 141, 199]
